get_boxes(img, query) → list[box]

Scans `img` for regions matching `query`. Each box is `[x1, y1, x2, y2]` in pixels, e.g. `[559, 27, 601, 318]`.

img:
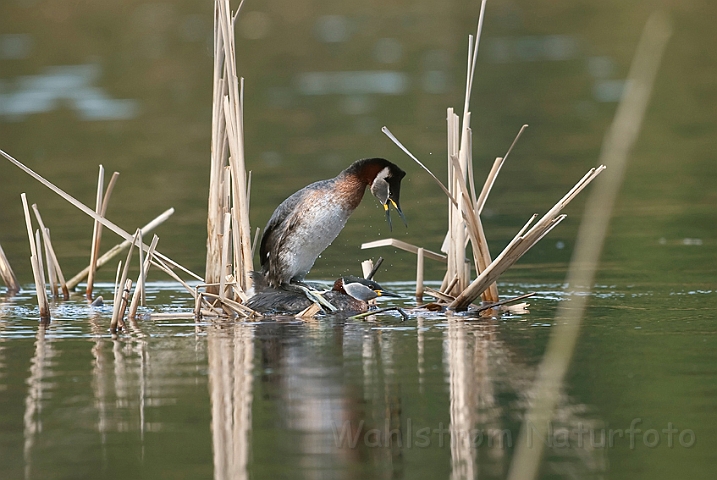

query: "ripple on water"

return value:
[1, 280, 705, 342]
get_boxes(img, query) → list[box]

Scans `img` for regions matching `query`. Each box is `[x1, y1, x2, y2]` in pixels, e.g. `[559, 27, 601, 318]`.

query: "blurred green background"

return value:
[1, 0, 713, 285]
[1, 1, 716, 479]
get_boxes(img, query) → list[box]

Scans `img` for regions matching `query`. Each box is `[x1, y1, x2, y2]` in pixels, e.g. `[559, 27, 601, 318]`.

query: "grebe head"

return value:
[333, 276, 401, 301]
[347, 158, 407, 231]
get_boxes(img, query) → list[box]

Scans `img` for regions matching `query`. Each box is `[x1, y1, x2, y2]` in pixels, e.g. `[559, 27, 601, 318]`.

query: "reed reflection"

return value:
[207, 322, 254, 480]
[23, 324, 54, 480]
[251, 315, 605, 479]
[254, 319, 404, 479]
[89, 314, 149, 457]
[0, 293, 16, 385]
[444, 317, 606, 479]
[89, 314, 109, 447]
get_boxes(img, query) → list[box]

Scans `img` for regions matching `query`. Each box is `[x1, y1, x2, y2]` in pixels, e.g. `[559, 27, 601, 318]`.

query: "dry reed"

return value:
[367, 2, 606, 311]
[20, 193, 50, 320]
[66, 208, 174, 290]
[507, 11, 672, 479]
[0, 243, 21, 294]
[363, 238, 448, 263]
[198, 0, 258, 319]
[360, 259, 374, 279]
[450, 166, 605, 309]
[128, 234, 159, 319]
[87, 167, 120, 300]
[415, 248, 425, 300]
[110, 230, 139, 332]
[31, 204, 69, 300]
[110, 278, 133, 334]
[43, 229, 58, 297]
[205, 0, 253, 298]
[0, 150, 200, 296]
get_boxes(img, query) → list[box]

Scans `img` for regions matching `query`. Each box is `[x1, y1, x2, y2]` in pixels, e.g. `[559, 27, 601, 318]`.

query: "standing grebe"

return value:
[246, 276, 400, 315]
[259, 158, 406, 288]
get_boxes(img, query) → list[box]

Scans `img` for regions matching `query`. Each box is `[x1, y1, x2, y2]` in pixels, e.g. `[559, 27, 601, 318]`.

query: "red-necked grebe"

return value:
[246, 276, 400, 315]
[259, 158, 406, 288]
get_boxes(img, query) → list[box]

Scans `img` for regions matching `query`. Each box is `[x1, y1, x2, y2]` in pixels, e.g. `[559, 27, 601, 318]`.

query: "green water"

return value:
[1, 0, 716, 479]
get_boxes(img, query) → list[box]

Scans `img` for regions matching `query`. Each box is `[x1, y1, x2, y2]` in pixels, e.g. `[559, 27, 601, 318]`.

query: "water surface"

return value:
[1, 0, 716, 479]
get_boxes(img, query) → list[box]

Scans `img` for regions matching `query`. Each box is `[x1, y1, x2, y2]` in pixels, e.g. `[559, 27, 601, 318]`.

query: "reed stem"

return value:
[66, 208, 174, 290]
[0, 150, 200, 290]
[88, 166, 104, 299]
[21, 194, 50, 320]
[415, 248, 424, 300]
[205, 0, 253, 300]
[0, 243, 21, 294]
[88, 170, 120, 300]
[111, 230, 139, 329]
[31, 205, 69, 300]
[129, 234, 159, 319]
[507, 12, 672, 479]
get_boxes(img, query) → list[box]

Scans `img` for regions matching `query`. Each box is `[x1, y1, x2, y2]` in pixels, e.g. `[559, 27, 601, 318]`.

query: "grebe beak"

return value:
[375, 288, 401, 298]
[390, 198, 408, 227]
[383, 199, 407, 231]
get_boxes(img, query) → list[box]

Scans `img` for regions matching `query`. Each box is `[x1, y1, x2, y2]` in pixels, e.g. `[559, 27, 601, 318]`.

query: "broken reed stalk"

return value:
[128, 234, 159, 319]
[449, 166, 605, 309]
[110, 278, 133, 334]
[416, 247, 424, 300]
[35, 229, 47, 296]
[0, 243, 21, 294]
[112, 261, 122, 316]
[231, 207, 242, 293]
[382, 127, 496, 298]
[136, 229, 145, 306]
[220, 211, 231, 299]
[0, 149, 200, 293]
[66, 208, 174, 290]
[43, 229, 58, 297]
[435, 0, 494, 302]
[366, 257, 383, 280]
[111, 230, 139, 331]
[507, 12, 672, 480]
[424, 287, 456, 303]
[199, 290, 255, 317]
[151, 256, 196, 299]
[296, 302, 322, 319]
[380, 5, 546, 306]
[205, 0, 253, 300]
[88, 165, 104, 298]
[382, 120, 604, 310]
[250, 226, 261, 258]
[476, 125, 528, 215]
[361, 259, 374, 279]
[31, 204, 69, 300]
[20, 194, 50, 320]
[87, 168, 120, 300]
[473, 291, 535, 314]
[363, 238, 449, 263]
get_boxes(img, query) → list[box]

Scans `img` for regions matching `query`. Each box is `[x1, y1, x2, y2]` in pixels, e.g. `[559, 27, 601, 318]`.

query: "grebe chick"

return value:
[259, 158, 406, 288]
[246, 276, 400, 315]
